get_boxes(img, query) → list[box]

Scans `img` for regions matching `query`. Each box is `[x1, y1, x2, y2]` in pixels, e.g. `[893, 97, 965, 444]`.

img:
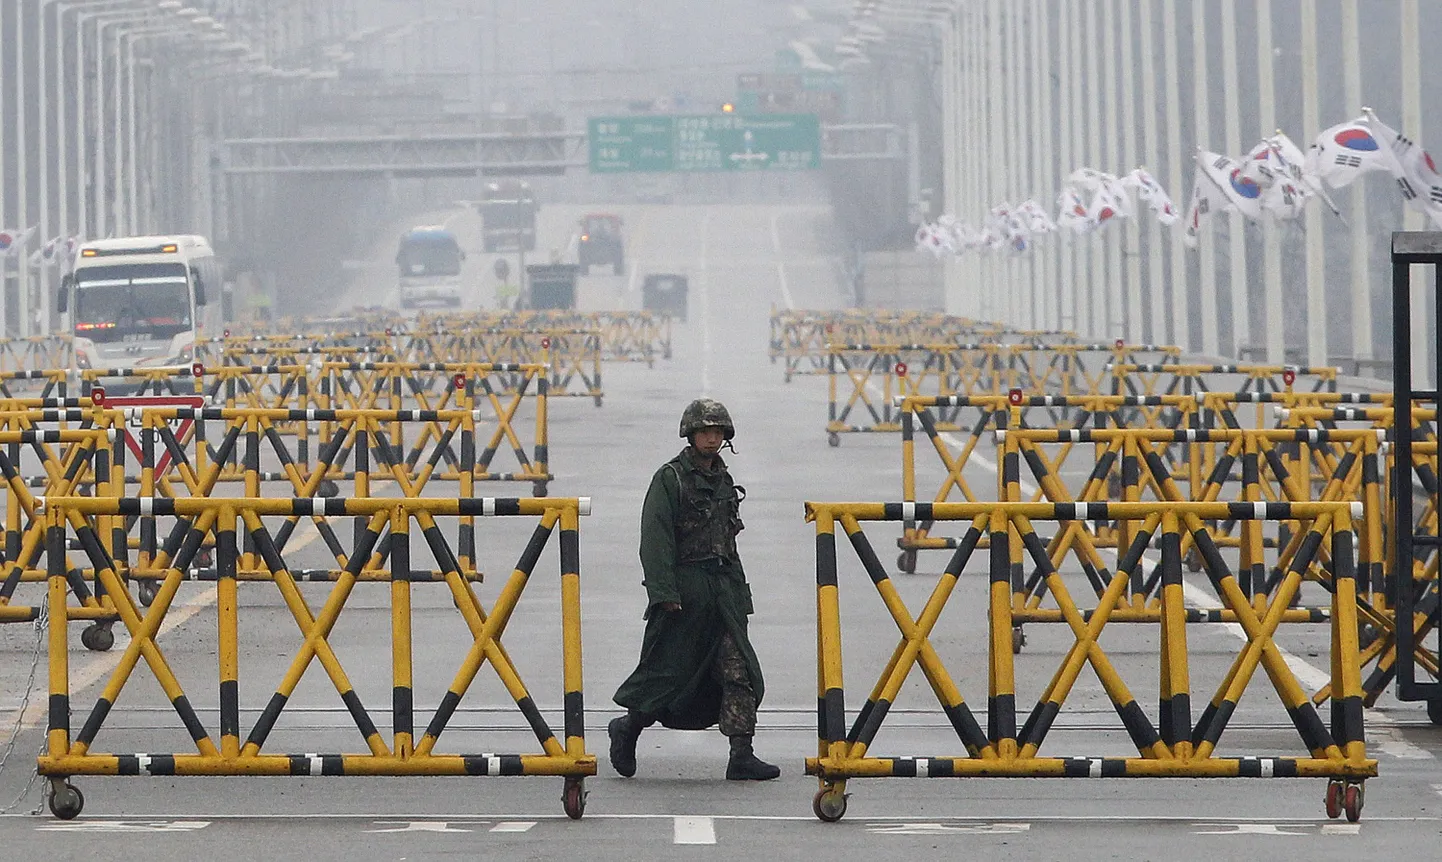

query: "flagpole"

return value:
[0, 2, 8, 337]
[1056, 0, 1076, 336]
[966, 3, 984, 318]
[1084, 0, 1103, 338]
[1298, 0, 1327, 368]
[18, 0, 31, 337]
[1219, 0, 1248, 358]
[940, 8, 961, 316]
[1401, 0, 1428, 387]
[986, 0, 1004, 325]
[1191, 1, 1219, 357]
[1118, 0, 1142, 344]
[1161, 0, 1187, 350]
[1255, 0, 1285, 365]
[1137, 0, 1163, 345]
[1012, 0, 1032, 330]
[1340, 0, 1372, 364]
[1033, 0, 1054, 333]
[1002, 0, 1018, 328]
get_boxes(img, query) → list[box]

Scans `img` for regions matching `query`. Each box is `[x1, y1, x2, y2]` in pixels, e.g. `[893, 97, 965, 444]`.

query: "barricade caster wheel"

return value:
[1011, 626, 1026, 655]
[1358, 623, 1380, 650]
[897, 551, 917, 574]
[812, 785, 847, 822]
[1427, 698, 1442, 726]
[1344, 781, 1364, 822]
[319, 479, 340, 498]
[138, 580, 159, 608]
[827, 432, 840, 448]
[1184, 548, 1202, 573]
[532, 482, 549, 498]
[1324, 778, 1344, 819]
[594, 396, 604, 408]
[48, 780, 83, 820]
[562, 778, 586, 820]
[663, 348, 673, 360]
[81, 623, 114, 652]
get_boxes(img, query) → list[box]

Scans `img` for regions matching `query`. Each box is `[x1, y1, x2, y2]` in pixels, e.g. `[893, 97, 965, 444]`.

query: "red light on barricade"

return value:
[192, 363, 205, 378]
[453, 373, 467, 390]
[1114, 338, 1125, 349]
[1282, 369, 1296, 387]
[1009, 388, 1024, 406]
[91, 387, 106, 406]
[894, 362, 908, 377]
[541, 337, 552, 349]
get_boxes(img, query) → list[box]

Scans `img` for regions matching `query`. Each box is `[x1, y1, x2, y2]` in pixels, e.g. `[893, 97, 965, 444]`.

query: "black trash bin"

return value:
[526, 264, 580, 310]
[642, 274, 688, 320]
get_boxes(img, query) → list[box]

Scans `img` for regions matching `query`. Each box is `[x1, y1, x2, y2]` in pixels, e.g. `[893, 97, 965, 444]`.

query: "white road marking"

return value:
[1190, 823, 1312, 835]
[673, 815, 717, 845]
[867, 822, 1030, 835]
[10, 812, 1436, 824]
[770, 210, 795, 310]
[490, 821, 536, 833]
[36, 820, 210, 833]
[366, 821, 475, 833]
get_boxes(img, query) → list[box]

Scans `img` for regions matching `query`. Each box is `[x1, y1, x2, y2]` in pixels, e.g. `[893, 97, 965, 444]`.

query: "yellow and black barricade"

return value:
[804, 500, 1374, 822]
[34, 494, 595, 820]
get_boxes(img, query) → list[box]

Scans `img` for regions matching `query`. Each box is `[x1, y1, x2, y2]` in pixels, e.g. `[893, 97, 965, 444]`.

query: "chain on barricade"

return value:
[0, 600, 50, 815]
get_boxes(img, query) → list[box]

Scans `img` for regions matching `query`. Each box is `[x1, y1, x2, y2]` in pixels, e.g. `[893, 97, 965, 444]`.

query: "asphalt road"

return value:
[2, 202, 1441, 860]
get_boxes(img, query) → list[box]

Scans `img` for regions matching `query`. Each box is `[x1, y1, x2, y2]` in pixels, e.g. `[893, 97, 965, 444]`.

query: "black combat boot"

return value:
[726, 735, 781, 781]
[608, 713, 646, 777]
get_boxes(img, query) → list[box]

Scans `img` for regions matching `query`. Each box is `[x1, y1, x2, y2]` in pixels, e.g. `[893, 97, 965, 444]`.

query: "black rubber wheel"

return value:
[562, 778, 586, 820]
[1184, 548, 1203, 573]
[593, 396, 604, 408]
[81, 623, 114, 652]
[138, 580, 159, 608]
[48, 782, 83, 820]
[532, 482, 549, 498]
[1428, 698, 1442, 726]
[812, 786, 847, 822]
[897, 551, 917, 574]
[1011, 626, 1026, 655]
[827, 432, 840, 448]
[319, 479, 340, 498]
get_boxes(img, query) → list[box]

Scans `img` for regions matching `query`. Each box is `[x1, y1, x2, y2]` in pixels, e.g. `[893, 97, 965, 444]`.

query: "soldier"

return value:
[608, 398, 781, 781]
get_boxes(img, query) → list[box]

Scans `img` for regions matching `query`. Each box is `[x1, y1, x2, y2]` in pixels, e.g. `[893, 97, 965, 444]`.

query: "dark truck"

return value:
[577, 213, 624, 275]
[479, 179, 537, 253]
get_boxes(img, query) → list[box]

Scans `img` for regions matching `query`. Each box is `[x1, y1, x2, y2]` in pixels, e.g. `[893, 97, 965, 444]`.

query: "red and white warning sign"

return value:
[100, 394, 206, 475]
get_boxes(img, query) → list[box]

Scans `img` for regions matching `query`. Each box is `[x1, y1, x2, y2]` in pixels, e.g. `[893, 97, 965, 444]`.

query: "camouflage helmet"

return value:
[679, 398, 735, 440]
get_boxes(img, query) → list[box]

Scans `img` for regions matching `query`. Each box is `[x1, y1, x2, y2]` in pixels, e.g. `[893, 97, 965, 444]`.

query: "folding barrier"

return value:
[1110, 363, 1341, 406]
[894, 393, 1203, 573]
[0, 336, 73, 376]
[1006, 342, 1181, 402]
[805, 500, 1374, 822]
[34, 494, 594, 820]
[826, 343, 1017, 443]
[0, 429, 123, 649]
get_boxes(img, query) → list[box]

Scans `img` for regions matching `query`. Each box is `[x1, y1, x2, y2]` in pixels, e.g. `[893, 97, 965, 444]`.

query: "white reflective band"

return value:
[1273, 406, 1287, 418]
[105, 429, 117, 442]
[915, 758, 929, 776]
[137, 754, 152, 774]
[139, 497, 155, 515]
[1253, 503, 1267, 518]
[1068, 430, 1082, 441]
[1375, 430, 1386, 443]
[483, 498, 497, 516]
[994, 430, 1008, 442]
[310, 755, 324, 775]
[1260, 758, 1274, 778]
[1185, 430, 1197, 442]
[577, 497, 592, 516]
[1073, 503, 1089, 519]
[306, 410, 317, 421]
[1350, 502, 1364, 518]
[891, 395, 905, 406]
[1089, 759, 1103, 778]
[901, 502, 916, 520]
[488, 755, 502, 775]
[33, 497, 45, 514]
[312, 498, 327, 513]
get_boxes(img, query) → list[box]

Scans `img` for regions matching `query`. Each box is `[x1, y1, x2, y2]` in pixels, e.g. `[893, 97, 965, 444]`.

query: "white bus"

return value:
[396, 225, 466, 309]
[58, 235, 221, 371]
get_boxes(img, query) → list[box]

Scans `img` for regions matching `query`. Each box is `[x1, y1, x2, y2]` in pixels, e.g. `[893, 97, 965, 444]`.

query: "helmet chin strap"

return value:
[721, 439, 738, 455]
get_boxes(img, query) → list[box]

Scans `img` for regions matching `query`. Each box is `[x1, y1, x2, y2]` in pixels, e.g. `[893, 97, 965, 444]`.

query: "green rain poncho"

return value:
[612, 448, 766, 730]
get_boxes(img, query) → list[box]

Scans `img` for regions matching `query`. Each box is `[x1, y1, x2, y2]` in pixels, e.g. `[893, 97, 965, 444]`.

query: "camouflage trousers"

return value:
[713, 632, 757, 737]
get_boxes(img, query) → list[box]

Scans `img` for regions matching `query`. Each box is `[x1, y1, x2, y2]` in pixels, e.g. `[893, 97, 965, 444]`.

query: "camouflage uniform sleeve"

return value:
[638, 465, 681, 610]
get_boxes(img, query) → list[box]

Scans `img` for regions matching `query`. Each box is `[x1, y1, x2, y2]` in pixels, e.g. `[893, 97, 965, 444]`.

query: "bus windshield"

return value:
[73, 263, 192, 343]
[397, 234, 462, 277]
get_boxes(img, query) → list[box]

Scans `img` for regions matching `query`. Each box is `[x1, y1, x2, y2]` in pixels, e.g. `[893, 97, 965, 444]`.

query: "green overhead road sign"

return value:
[588, 114, 821, 174]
